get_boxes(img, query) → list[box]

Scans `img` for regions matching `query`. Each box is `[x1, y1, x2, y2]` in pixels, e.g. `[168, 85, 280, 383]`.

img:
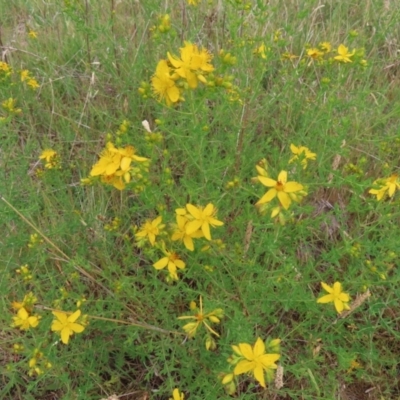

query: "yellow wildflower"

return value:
[256, 170, 304, 210]
[51, 309, 85, 344]
[28, 30, 38, 39]
[334, 44, 355, 63]
[177, 296, 224, 338]
[169, 388, 184, 400]
[319, 42, 332, 53]
[369, 173, 400, 201]
[231, 337, 280, 388]
[167, 42, 214, 88]
[317, 282, 350, 313]
[171, 210, 204, 251]
[39, 149, 59, 169]
[307, 48, 324, 60]
[135, 216, 165, 246]
[184, 203, 223, 241]
[12, 292, 37, 312]
[2, 98, 22, 114]
[158, 14, 171, 33]
[20, 70, 30, 81]
[0, 61, 11, 73]
[153, 245, 185, 280]
[253, 44, 268, 59]
[289, 144, 317, 169]
[151, 59, 181, 106]
[12, 307, 40, 330]
[27, 78, 40, 90]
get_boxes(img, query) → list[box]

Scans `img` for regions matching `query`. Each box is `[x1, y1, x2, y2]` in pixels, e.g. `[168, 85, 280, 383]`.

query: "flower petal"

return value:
[234, 360, 255, 375]
[284, 182, 303, 192]
[258, 176, 277, 187]
[277, 170, 287, 184]
[317, 294, 334, 304]
[256, 189, 277, 205]
[321, 282, 333, 293]
[238, 343, 254, 360]
[253, 337, 266, 357]
[277, 191, 291, 209]
[253, 364, 266, 388]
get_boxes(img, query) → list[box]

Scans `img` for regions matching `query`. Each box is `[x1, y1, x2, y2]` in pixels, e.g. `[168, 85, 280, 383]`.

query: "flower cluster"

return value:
[135, 204, 223, 281]
[39, 149, 60, 169]
[11, 290, 86, 344]
[280, 41, 367, 68]
[20, 69, 40, 90]
[150, 42, 214, 106]
[87, 142, 149, 190]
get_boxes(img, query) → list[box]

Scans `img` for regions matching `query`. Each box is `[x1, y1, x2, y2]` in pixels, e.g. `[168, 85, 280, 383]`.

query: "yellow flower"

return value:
[289, 144, 317, 169]
[28, 30, 38, 39]
[12, 292, 38, 312]
[135, 216, 164, 246]
[253, 44, 268, 59]
[151, 59, 181, 105]
[317, 282, 350, 313]
[20, 69, 30, 81]
[0, 61, 11, 73]
[39, 149, 57, 162]
[177, 296, 224, 338]
[369, 173, 400, 201]
[12, 307, 40, 330]
[187, 0, 199, 5]
[153, 246, 185, 280]
[319, 42, 332, 53]
[51, 309, 85, 344]
[2, 98, 22, 114]
[167, 42, 214, 88]
[89, 142, 148, 190]
[334, 44, 355, 63]
[232, 337, 280, 388]
[307, 48, 324, 60]
[184, 203, 223, 241]
[39, 149, 59, 169]
[169, 388, 184, 400]
[171, 210, 204, 251]
[157, 14, 171, 33]
[27, 78, 40, 89]
[256, 170, 304, 210]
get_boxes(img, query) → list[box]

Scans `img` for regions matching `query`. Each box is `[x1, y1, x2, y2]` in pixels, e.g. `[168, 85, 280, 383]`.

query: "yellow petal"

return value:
[320, 282, 333, 293]
[277, 191, 291, 210]
[253, 365, 266, 388]
[68, 310, 81, 323]
[317, 294, 334, 304]
[284, 182, 303, 192]
[258, 176, 276, 187]
[334, 299, 344, 313]
[186, 204, 201, 218]
[238, 343, 254, 360]
[201, 222, 211, 240]
[234, 360, 255, 375]
[256, 188, 277, 205]
[186, 220, 203, 235]
[253, 337, 265, 357]
[153, 257, 169, 269]
[61, 328, 71, 344]
[277, 170, 287, 184]
[70, 322, 84, 333]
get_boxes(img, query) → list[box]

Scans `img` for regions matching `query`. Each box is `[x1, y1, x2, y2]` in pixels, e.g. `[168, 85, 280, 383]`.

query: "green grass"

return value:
[1, 0, 400, 399]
